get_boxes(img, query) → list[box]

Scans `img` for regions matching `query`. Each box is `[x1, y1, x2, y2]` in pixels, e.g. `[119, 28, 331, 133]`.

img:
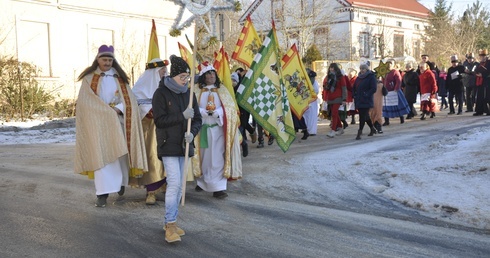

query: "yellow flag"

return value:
[178, 42, 193, 67]
[147, 19, 160, 62]
[214, 46, 237, 109]
[281, 43, 317, 119]
[231, 16, 262, 68]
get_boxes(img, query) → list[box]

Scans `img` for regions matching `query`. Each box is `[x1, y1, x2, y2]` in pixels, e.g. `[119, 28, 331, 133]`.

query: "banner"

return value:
[236, 27, 296, 152]
[231, 16, 262, 68]
[177, 42, 193, 67]
[147, 19, 160, 62]
[281, 43, 317, 119]
[213, 46, 237, 106]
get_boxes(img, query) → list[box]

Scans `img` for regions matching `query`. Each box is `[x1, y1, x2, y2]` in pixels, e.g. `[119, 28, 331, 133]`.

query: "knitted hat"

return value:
[198, 61, 216, 76]
[169, 55, 190, 77]
[97, 45, 115, 58]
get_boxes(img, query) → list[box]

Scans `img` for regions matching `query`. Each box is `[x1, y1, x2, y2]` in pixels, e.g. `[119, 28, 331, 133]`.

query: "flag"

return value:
[281, 43, 317, 119]
[147, 19, 160, 62]
[231, 16, 262, 68]
[236, 27, 296, 152]
[213, 46, 237, 107]
[185, 34, 203, 63]
[178, 42, 193, 67]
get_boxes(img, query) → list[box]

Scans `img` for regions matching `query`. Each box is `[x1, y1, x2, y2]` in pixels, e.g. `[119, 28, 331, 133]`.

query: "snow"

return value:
[0, 117, 489, 230]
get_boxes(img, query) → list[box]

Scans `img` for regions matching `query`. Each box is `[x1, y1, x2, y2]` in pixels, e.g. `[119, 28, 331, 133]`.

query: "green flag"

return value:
[236, 27, 296, 152]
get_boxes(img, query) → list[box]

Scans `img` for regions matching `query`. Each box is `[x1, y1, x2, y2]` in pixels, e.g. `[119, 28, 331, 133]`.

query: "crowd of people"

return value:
[74, 44, 490, 244]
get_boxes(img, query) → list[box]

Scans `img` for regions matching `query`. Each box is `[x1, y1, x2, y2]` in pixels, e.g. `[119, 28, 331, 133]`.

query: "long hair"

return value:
[328, 63, 342, 79]
[77, 59, 130, 84]
[197, 70, 221, 89]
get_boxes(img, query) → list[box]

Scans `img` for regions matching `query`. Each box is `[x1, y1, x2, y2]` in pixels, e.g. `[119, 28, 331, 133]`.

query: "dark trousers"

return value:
[407, 102, 417, 117]
[465, 87, 474, 111]
[358, 108, 373, 131]
[448, 90, 463, 113]
[474, 86, 489, 114]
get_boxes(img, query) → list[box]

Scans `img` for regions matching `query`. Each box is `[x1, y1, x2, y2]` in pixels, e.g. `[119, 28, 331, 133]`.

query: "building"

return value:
[0, 0, 194, 100]
[242, 0, 430, 74]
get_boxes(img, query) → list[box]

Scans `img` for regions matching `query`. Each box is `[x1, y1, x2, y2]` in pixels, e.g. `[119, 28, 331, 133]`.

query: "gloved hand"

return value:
[212, 111, 220, 118]
[183, 108, 194, 119]
[184, 132, 194, 143]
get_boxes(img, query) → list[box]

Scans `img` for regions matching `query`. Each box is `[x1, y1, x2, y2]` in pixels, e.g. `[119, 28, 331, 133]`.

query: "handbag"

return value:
[381, 85, 388, 96]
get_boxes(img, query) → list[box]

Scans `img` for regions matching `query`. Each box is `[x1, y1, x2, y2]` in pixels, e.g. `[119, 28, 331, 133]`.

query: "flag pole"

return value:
[181, 19, 199, 206]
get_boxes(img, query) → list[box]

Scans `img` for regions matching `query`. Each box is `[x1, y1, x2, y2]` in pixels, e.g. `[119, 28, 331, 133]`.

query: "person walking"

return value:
[462, 53, 477, 112]
[382, 60, 410, 125]
[401, 62, 419, 119]
[418, 62, 438, 120]
[324, 63, 347, 138]
[152, 55, 202, 243]
[353, 63, 377, 140]
[75, 45, 148, 207]
[446, 55, 465, 115]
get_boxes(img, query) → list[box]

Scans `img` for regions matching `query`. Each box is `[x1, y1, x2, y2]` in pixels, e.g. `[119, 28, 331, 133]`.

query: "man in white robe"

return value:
[75, 45, 148, 207]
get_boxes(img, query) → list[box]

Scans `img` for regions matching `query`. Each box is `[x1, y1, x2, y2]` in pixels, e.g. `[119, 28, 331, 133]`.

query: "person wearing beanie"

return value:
[152, 54, 202, 243]
[191, 62, 242, 199]
[132, 58, 169, 205]
[75, 44, 148, 208]
[446, 55, 465, 115]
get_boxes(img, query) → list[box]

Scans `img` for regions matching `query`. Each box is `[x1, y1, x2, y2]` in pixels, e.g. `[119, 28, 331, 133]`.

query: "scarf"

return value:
[164, 77, 188, 94]
[327, 72, 337, 92]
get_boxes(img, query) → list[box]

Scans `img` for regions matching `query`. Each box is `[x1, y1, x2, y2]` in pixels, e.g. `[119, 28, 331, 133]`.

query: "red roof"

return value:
[344, 0, 431, 18]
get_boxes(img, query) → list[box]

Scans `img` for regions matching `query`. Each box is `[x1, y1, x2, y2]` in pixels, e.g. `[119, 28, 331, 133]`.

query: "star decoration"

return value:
[168, 0, 239, 41]
[374, 60, 390, 79]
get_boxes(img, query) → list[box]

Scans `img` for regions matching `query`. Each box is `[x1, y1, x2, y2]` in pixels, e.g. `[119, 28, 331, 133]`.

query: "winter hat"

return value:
[97, 45, 115, 59]
[307, 69, 317, 78]
[198, 61, 216, 76]
[146, 58, 169, 70]
[450, 55, 458, 62]
[169, 55, 190, 77]
[466, 53, 474, 59]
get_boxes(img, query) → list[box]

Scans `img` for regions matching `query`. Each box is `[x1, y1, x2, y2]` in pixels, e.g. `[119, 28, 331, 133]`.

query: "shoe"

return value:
[473, 113, 483, 116]
[213, 191, 228, 199]
[242, 143, 248, 157]
[165, 222, 182, 243]
[456, 112, 462, 115]
[400, 117, 405, 124]
[382, 121, 389, 126]
[342, 122, 348, 129]
[355, 129, 361, 140]
[301, 130, 310, 140]
[448, 111, 455, 115]
[327, 130, 335, 138]
[250, 132, 257, 143]
[335, 128, 344, 135]
[257, 142, 264, 148]
[406, 116, 412, 120]
[164, 222, 185, 237]
[421, 113, 426, 120]
[95, 194, 108, 207]
[268, 136, 274, 145]
[430, 112, 435, 118]
[118, 186, 125, 196]
[465, 110, 473, 112]
[195, 185, 203, 192]
[309, 134, 316, 136]
[146, 193, 156, 205]
[368, 126, 377, 136]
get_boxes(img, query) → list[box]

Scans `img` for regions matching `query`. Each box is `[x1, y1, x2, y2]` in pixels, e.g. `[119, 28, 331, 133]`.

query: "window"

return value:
[393, 34, 404, 57]
[359, 32, 370, 57]
[414, 24, 420, 30]
[396, 21, 402, 27]
[89, 28, 114, 56]
[376, 18, 382, 24]
[413, 39, 421, 59]
[363, 16, 369, 23]
[17, 20, 51, 77]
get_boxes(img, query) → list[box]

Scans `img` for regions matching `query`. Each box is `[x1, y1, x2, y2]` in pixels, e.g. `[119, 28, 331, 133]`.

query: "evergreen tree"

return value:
[456, 1, 490, 56]
[423, 0, 453, 66]
[302, 44, 323, 67]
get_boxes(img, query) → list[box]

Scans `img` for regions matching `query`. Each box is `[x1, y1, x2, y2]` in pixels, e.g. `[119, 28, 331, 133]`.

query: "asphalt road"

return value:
[0, 111, 489, 257]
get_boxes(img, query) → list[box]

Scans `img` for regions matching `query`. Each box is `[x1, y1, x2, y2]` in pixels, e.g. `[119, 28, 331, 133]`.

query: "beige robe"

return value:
[74, 68, 148, 184]
[192, 85, 242, 180]
[370, 82, 384, 124]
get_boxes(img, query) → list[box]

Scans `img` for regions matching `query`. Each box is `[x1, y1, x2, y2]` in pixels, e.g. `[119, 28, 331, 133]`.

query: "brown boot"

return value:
[164, 222, 185, 237]
[145, 193, 156, 205]
[164, 222, 182, 243]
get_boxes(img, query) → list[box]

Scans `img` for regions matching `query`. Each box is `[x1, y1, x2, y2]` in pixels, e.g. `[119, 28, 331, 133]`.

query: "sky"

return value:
[418, 0, 485, 16]
[1, 117, 489, 230]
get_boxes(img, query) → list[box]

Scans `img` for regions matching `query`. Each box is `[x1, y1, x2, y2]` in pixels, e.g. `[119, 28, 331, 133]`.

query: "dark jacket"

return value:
[402, 69, 420, 103]
[353, 71, 377, 109]
[152, 81, 202, 158]
[446, 65, 466, 93]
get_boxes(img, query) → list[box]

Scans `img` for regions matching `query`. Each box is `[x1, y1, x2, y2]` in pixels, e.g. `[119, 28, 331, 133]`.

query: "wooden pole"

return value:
[181, 20, 199, 206]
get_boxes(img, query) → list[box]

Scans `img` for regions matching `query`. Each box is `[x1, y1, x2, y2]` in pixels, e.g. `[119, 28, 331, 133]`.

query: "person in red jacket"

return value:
[324, 63, 347, 138]
[418, 62, 438, 120]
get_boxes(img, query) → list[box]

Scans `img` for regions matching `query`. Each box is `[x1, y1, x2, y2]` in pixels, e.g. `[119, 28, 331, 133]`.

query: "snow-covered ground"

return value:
[1, 117, 489, 230]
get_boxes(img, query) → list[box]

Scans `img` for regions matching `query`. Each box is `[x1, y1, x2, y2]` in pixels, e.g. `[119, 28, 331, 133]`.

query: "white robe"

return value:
[196, 85, 227, 192]
[93, 69, 128, 195]
[303, 80, 320, 134]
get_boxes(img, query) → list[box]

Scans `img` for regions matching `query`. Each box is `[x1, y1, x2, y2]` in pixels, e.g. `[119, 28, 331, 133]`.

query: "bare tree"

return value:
[117, 20, 144, 86]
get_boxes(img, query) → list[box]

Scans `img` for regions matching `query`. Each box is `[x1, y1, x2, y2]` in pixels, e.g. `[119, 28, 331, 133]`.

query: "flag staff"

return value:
[181, 19, 199, 206]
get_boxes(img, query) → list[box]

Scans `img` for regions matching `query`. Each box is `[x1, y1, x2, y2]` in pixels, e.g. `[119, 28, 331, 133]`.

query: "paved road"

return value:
[0, 112, 489, 257]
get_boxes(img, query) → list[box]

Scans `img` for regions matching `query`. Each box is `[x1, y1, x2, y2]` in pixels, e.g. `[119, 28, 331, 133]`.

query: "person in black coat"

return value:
[402, 62, 420, 119]
[446, 55, 466, 115]
[353, 63, 377, 140]
[152, 55, 202, 243]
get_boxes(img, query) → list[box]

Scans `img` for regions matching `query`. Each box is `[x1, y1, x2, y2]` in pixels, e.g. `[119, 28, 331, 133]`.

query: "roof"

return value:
[344, 0, 430, 18]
